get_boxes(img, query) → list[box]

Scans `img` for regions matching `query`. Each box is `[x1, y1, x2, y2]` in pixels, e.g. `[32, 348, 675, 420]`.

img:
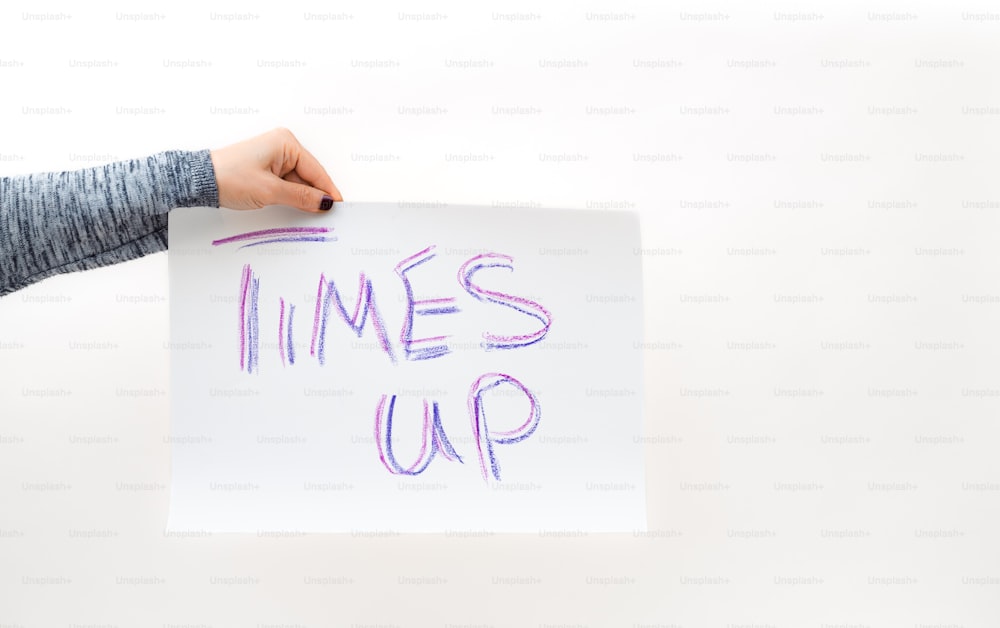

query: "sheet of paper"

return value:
[167, 202, 645, 533]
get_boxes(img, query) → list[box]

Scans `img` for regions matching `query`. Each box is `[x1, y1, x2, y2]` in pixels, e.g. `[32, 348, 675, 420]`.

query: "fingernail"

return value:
[319, 195, 334, 211]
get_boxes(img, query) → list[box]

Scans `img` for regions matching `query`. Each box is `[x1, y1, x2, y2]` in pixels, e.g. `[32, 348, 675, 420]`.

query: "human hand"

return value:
[209, 127, 343, 213]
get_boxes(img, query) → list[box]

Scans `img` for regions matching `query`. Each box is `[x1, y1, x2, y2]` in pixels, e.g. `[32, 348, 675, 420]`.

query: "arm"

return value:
[0, 127, 342, 298]
[0, 149, 218, 297]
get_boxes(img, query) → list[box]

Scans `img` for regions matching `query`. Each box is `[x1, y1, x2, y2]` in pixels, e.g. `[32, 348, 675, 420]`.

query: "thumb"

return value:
[270, 178, 333, 213]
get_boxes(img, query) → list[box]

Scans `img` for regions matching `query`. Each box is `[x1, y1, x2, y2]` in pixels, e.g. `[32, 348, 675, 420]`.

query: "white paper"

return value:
[167, 202, 645, 533]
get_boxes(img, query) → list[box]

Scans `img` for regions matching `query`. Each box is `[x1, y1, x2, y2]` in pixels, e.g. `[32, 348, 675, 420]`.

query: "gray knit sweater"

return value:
[0, 149, 219, 297]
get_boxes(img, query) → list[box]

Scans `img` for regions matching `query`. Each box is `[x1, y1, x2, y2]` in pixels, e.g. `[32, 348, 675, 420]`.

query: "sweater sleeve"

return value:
[0, 148, 219, 297]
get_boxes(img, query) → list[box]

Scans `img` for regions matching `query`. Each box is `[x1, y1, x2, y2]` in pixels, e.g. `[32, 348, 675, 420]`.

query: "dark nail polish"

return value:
[319, 195, 334, 211]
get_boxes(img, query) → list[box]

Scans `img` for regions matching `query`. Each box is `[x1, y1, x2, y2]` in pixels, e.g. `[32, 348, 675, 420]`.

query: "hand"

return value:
[209, 127, 343, 213]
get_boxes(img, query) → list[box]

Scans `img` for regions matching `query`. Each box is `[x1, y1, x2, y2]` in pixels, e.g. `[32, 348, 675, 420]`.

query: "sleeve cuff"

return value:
[183, 148, 220, 208]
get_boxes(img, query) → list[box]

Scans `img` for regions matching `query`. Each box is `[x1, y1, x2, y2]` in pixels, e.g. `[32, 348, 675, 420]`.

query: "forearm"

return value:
[0, 149, 219, 297]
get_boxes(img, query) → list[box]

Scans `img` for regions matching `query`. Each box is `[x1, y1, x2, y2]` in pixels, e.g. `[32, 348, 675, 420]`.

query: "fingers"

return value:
[272, 127, 344, 201]
[268, 177, 334, 214]
[281, 169, 339, 214]
[280, 130, 343, 202]
[283, 170, 307, 186]
[215, 127, 344, 213]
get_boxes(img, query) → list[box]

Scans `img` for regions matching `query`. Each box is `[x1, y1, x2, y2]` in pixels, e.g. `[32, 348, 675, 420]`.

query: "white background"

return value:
[1, 0, 999, 626]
